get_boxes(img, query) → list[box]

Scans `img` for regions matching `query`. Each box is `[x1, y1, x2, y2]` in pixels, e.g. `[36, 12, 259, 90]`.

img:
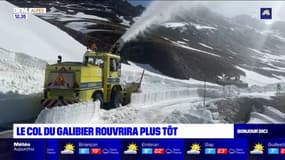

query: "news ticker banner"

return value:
[13, 124, 285, 139]
[8, 138, 285, 160]
[7, 124, 285, 160]
[13, 124, 234, 139]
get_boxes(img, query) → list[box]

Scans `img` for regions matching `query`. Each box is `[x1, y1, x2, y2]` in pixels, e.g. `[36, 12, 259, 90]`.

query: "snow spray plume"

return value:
[121, 1, 204, 42]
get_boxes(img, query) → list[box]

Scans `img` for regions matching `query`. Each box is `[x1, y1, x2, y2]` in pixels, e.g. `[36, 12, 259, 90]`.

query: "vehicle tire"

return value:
[110, 89, 122, 109]
[92, 92, 103, 108]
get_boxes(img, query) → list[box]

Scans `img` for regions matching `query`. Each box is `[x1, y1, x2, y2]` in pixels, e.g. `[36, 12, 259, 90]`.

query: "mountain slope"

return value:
[11, 1, 285, 86]
[121, 7, 285, 86]
[8, 0, 144, 52]
[0, 1, 85, 62]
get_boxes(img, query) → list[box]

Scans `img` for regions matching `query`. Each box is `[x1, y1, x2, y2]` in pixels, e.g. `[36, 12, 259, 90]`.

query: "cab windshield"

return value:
[84, 56, 104, 67]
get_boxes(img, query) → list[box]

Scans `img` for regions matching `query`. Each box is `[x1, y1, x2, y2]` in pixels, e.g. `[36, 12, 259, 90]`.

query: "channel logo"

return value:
[205, 148, 216, 155]
[260, 8, 272, 19]
[142, 148, 153, 154]
[154, 148, 165, 154]
[268, 148, 279, 155]
[79, 148, 90, 155]
[13, 7, 46, 14]
[13, 7, 46, 20]
[90, 148, 102, 155]
[217, 148, 228, 154]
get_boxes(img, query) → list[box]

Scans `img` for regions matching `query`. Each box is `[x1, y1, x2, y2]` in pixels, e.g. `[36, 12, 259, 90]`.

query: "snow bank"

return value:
[0, 48, 45, 94]
[36, 101, 101, 123]
[0, 1, 85, 62]
[162, 22, 217, 31]
[249, 48, 285, 61]
[248, 106, 285, 123]
[65, 22, 96, 33]
[97, 98, 216, 124]
[198, 42, 214, 50]
[131, 88, 198, 106]
[162, 22, 187, 28]
[119, 16, 130, 26]
[264, 106, 285, 122]
[0, 48, 45, 124]
[122, 62, 219, 89]
[163, 109, 214, 123]
[236, 66, 284, 86]
[189, 22, 217, 30]
[75, 12, 109, 21]
[171, 41, 220, 57]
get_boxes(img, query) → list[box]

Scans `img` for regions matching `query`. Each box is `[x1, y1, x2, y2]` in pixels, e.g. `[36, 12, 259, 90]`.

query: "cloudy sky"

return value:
[129, 1, 285, 22]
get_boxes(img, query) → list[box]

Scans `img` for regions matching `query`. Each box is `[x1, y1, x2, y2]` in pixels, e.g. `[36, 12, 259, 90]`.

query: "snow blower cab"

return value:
[41, 48, 142, 109]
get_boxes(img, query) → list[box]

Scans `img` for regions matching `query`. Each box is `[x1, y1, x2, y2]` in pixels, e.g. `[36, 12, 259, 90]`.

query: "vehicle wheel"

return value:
[110, 89, 122, 109]
[92, 92, 103, 108]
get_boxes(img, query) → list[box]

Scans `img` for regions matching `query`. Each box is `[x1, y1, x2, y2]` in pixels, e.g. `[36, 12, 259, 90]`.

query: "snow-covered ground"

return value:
[0, 48, 45, 95]
[118, 15, 131, 26]
[65, 22, 97, 33]
[249, 48, 285, 62]
[236, 66, 285, 86]
[162, 36, 220, 58]
[74, 12, 109, 21]
[171, 41, 221, 57]
[248, 106, 285, 123]
[161, 22, 217, 31]
[162, 22, 188, 28]
[0, 1, 85, 62]
[65, 22, 114, 34]
[189, 22, 217, 30]
[41, 6, 109, 22]
[198, 42, 214, 50]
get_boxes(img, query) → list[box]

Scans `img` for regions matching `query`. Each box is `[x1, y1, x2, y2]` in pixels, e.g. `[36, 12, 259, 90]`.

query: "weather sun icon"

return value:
[60, 143, 75, 155]
[250, 143, 264, 155]
[124, 143, 138, 154]
[187, 143, 201, 154]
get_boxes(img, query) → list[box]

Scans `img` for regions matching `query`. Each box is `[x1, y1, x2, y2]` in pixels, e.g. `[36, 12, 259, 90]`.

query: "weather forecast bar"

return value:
[13, 124, 234, 139]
